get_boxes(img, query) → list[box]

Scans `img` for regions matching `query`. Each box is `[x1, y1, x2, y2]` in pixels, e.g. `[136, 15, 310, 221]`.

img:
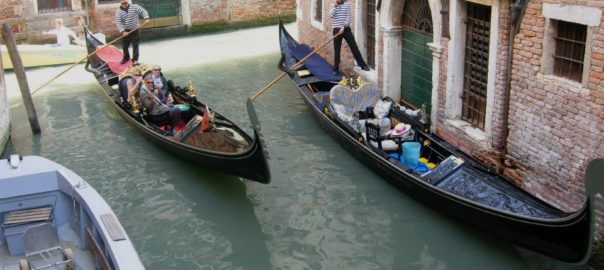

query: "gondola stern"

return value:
[245, 98, 271, 184]
[580, 158, 604, 264]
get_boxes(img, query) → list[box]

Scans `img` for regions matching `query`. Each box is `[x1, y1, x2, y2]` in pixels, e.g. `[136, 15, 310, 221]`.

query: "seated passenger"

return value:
[120, 67, 143, 105]
[139, 74, 182, 128]
[151, 64, 173, 105]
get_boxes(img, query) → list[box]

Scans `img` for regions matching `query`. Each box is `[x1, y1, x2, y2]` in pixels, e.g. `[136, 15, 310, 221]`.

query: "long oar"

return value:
[32, 21, 149, 95]
[250, 30, 343, 101]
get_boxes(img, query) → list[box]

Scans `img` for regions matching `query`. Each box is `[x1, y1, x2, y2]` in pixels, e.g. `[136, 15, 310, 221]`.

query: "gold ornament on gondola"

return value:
[187, 79, 196, 98]
[130, 95, 139, 113]
[356, 76, 364, 86]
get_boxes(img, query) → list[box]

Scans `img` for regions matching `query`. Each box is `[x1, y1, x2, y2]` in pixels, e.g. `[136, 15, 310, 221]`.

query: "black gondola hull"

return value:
[84, 28, 270, 183]
[278, 20, 591, 263]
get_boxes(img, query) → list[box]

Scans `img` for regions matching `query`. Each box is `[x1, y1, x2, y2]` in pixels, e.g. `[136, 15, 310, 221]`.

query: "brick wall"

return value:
[190, 0, 228, 24]
[1, 0, 295, 42]
[231, 0, 295, 22]
[508, 0, 604, 212]
[0, 0, 85, 43]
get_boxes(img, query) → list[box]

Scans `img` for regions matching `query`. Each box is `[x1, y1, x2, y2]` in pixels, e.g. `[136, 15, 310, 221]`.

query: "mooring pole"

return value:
[1, 23, 40, 133]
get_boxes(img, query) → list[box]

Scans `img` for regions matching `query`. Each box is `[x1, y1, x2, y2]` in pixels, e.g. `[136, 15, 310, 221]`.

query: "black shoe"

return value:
[120, 59, 129, 65]
[361, 66, 370, 71]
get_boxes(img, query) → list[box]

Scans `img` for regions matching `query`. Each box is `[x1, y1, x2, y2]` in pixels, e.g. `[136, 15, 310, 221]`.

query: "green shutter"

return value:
[401, 29, 433, 113]
[134, 0, 179, 18]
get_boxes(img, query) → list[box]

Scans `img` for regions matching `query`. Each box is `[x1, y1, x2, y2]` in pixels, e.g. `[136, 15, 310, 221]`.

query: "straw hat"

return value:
[391, 123, 411, 136]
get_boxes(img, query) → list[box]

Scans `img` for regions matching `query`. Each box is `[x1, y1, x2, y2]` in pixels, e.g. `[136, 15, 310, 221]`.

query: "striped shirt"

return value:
[330, 1, 351, 29]
[115, 4, 149, 33]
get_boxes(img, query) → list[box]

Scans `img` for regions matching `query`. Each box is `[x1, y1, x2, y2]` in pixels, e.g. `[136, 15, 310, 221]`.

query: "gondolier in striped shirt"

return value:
[115, 0, 149, 65]
[330, 0, 370, 74]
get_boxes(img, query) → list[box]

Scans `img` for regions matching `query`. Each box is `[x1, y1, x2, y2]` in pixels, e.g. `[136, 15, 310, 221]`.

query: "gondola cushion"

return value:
[329, 82, 381, 120]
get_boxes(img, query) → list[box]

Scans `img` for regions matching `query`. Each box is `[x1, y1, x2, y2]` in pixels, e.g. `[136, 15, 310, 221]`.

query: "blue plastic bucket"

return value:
[402, 142, 421, 168]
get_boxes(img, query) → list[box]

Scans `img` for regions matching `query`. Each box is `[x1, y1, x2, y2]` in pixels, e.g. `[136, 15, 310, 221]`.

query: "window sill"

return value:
[445, 119, 487, 143]
[538, 73, 588, 95]
[311, 19, 324, 31]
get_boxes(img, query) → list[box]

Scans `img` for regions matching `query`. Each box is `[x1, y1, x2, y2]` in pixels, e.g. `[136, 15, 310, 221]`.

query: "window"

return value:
[313, 0, 323, 24]
[37, 0, 71, 14]
[366, 0, 376, 68]
[553, 21, 587, 82]
[461, 2, 490, 130]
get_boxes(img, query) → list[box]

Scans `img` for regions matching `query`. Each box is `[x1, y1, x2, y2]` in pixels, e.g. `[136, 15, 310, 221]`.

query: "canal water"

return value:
[2, 24, 591, 269]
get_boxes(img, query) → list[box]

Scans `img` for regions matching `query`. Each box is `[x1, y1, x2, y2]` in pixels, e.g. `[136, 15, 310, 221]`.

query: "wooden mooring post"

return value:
[1, 23, 40, 133]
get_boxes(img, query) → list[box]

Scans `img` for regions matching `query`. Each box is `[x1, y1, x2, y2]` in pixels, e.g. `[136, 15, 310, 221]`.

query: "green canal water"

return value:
[2, 25, 591, 269]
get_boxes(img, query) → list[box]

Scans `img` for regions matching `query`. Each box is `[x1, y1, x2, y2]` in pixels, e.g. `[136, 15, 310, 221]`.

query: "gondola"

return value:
[83, 27, 270, 184]
[0, 155, 144, 269]
[277, 20, 601, 263]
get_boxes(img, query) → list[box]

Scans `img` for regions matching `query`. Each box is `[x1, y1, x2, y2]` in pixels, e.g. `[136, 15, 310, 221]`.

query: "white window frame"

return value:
[445, 0, 500, 142]
[311, 0, 324, 30]
[540, 4, 600, 88]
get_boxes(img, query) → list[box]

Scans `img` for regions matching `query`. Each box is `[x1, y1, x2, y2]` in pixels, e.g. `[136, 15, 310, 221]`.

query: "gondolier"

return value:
[115, 0, 149, 65]
[330, 0, 369, 74]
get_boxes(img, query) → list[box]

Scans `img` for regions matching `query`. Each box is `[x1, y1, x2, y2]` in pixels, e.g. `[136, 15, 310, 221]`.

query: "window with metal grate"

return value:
[37, 0, 71, 14]
[366, 0, 376, 68]
[461, 2, 490, 130]
[553, 20, 587, 83]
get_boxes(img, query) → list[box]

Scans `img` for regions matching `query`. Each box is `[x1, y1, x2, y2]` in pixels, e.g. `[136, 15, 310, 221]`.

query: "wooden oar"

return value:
[32, 21, 149, 95]
[250, 30, 344, 101]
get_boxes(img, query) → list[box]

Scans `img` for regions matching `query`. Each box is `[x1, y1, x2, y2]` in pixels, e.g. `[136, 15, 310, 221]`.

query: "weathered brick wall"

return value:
[190, 0, 228, 24]
[0, 0, 26, 20]
[90, 0, 295, 36]
[507, 0, 604, 212]
[297, 0, 359, 75]
[189, 0, 296, 25]
[0, 0, 85, 43]
[231, 0, 295, 22]
[88, 3, 120, 35]
[1, 0, 295, 42]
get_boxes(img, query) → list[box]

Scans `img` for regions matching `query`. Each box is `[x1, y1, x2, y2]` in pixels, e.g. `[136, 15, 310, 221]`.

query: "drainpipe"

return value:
[500, 0, 528, 168]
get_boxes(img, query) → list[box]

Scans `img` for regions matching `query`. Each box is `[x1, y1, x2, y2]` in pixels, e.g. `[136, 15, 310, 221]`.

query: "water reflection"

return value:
[4, 25, 593, 269]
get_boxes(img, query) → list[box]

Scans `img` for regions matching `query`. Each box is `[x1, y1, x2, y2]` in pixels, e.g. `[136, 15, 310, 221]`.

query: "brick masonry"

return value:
[1, 0, 295, 43]
[0, 0, 85, 44]
[508, 0, 604, 213]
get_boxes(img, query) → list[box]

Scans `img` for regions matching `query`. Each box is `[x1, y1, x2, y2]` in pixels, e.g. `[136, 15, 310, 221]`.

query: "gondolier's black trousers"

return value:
[332, 27, 368, 71]
[121, 29, 140, 62]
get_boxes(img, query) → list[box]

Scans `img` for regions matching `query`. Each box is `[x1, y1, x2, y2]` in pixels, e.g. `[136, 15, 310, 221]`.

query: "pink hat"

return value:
[391, 123, 411, 136]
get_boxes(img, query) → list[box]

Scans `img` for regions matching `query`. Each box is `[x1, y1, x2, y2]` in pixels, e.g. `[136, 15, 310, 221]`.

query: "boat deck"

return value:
[0, 223, 95, 270]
